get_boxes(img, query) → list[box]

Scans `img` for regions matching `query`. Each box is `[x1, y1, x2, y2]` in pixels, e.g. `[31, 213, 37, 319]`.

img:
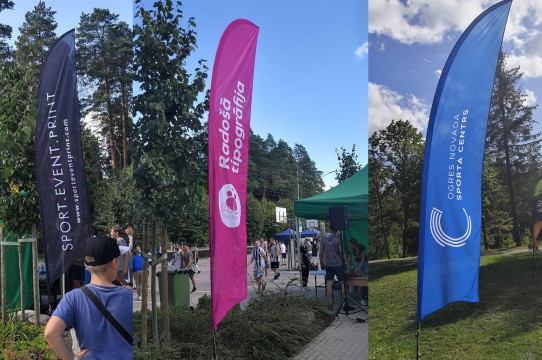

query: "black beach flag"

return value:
[35, 29, 92, 285]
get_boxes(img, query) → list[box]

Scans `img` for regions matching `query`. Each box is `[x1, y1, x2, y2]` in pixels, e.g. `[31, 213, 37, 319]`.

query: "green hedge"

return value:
[0, 321, 56, 360]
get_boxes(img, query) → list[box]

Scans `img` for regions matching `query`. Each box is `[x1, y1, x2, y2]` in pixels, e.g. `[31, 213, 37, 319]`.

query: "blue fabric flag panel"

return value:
[417, 0, 512, 322]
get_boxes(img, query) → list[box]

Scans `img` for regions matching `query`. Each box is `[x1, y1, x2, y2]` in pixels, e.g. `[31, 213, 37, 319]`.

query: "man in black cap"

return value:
[44, 236, 133, 359]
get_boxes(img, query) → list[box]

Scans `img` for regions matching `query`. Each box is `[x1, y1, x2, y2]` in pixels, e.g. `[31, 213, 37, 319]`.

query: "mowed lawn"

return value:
[369, 251, 542, 359]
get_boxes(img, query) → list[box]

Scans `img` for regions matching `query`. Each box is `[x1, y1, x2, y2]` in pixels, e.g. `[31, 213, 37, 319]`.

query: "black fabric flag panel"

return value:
[35, 29, 92, 285]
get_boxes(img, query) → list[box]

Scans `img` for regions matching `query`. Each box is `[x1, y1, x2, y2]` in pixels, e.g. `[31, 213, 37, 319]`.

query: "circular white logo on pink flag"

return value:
[219, 184, 241, 228]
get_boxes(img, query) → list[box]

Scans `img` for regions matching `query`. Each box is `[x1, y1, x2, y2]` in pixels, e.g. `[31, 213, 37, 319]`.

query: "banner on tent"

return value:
[209, 19, 259, 331]
[417, 0, 512, 322]
[35, 29, 92, 286]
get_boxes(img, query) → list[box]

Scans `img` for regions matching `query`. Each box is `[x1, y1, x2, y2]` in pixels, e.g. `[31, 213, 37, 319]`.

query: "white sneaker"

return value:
[137, 296, 142, 301]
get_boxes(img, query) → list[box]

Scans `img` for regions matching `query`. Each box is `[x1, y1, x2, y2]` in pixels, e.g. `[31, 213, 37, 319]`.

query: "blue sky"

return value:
[1, 1, 133, 40]
[162, 0, 368, 188]
[2, 1, 367, 189]
[369, 0, 542, 138]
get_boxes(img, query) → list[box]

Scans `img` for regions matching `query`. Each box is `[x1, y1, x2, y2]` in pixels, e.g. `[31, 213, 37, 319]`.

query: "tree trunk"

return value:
[104, 78, 117, 171]
[402, 207, 409, 258]
[121, 83, 128, 168]
[482, 216, 489, 250]
[161, 224, 170, 343]
[151, 221, 158, 343]
[141, 222, 149, 345]
[375, 187, 391, 259]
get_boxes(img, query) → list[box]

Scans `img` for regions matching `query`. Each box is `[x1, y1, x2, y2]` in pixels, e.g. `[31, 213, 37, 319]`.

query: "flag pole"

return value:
[212, 330, 218, 360]
[416, 322, 421, 359]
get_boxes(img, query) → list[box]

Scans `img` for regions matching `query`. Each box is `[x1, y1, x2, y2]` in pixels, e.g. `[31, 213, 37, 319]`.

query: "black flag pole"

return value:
[212, 330, 218, 359]
[416, 322, 421, 359]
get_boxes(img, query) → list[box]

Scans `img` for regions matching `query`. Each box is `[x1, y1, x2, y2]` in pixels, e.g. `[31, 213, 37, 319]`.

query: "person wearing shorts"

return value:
[269, 237, 281, 281]
[182, 243, 197, 293]
[280, 241, 287, 265]
[248, 240, 267, 292]
[320, 231, 347, 310]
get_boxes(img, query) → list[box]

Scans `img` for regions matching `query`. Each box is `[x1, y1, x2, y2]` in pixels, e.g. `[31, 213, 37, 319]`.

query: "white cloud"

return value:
[369, 0, 486, 45]
[368, 82, 430, 135]
[354, 41, 369, 60]
[434, 69, 442, 78]
[524, 89, 538, 107]
[369, 0, 542, 79]
[507, 54, 542, 78]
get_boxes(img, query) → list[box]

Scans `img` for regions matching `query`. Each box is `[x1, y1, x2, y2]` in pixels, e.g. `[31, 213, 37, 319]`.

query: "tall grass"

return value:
[134, 289, 331, 359]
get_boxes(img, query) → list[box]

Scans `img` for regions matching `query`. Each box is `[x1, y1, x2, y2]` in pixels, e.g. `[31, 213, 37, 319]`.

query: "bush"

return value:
[134, 291, 330, 360]
[0, 321, 56, 360]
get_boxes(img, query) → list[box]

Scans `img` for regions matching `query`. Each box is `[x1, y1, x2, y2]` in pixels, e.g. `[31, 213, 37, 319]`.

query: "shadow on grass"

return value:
[414, 253, 542, 333]
[370, 258, 418, 280]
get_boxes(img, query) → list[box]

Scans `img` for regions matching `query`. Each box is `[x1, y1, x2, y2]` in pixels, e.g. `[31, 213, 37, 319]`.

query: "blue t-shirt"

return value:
[132, 254, 143, 273]
[52, 284, 133, 359]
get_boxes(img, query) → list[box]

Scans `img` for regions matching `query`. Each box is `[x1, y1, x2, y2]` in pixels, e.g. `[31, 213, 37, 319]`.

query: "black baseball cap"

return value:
[85, 236, 121, 266]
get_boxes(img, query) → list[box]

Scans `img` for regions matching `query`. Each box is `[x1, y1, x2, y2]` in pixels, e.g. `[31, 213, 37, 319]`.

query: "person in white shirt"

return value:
[280, 241, 287, 265]
[248, 240, 267, 292]
[171, 243, 182, 269]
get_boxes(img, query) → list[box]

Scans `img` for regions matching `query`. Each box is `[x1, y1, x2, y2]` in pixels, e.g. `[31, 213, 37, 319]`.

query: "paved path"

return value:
[291, 318, 368, 360]
[132, 257, 368, 359]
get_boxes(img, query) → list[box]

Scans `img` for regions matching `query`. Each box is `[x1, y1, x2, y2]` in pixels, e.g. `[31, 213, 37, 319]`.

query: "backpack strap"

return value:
[81, 285, 133, 346]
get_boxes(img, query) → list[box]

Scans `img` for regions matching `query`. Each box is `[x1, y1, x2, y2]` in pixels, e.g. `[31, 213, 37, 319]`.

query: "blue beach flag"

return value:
[417, 0, 512, 322]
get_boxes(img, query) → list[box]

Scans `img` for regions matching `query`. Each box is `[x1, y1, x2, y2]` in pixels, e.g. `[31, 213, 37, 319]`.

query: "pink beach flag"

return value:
[209, 19, 259, 331]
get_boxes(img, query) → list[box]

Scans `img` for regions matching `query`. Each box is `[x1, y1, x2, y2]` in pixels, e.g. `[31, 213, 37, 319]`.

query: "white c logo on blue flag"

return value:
[430, 207, 471, 248]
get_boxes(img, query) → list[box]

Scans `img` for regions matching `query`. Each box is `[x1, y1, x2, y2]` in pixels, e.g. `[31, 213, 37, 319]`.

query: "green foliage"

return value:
[293, 144, 324, 198]
[134, 292, 329, 360]
[0, 61, 39, 232]
[0, 321, 56, 359]
[369, 120, 424, 258]
[248, 132, 324, 202]
[14, 1, 57, 98]
[0, 0, 14, 62]
[90, 165, 143, 234]
[335, 144, 362, 183]
[486, 52, 541, 246]
[482, 155, 513, 249]
[77, 8, 133, 171]
[167, 186, 209, 246]
[133, 0, 208, 222]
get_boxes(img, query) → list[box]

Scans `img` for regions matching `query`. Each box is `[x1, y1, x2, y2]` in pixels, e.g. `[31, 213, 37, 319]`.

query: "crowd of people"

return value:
[42, 223, 367, 358]
[247, 232, 368, 310]
[44, 222, 205, 358]
[248, 236, 288, 292]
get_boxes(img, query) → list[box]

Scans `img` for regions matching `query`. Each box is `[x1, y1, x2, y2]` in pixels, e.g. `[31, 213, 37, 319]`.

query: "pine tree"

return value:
[486, 52, 541, 246]
[14, 1, 57, 98]
[0, 0, 14, 62]
[77, 9, 129, 171]
[293, 144, 324, 198]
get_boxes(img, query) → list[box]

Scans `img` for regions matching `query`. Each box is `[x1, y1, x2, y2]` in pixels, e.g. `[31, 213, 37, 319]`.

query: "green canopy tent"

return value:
[294, 166, 368, 261]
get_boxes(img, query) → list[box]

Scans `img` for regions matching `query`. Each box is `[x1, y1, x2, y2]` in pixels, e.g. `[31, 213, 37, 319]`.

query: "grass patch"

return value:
[134, 291, 331, 359]
[370, 251, 542, 359]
